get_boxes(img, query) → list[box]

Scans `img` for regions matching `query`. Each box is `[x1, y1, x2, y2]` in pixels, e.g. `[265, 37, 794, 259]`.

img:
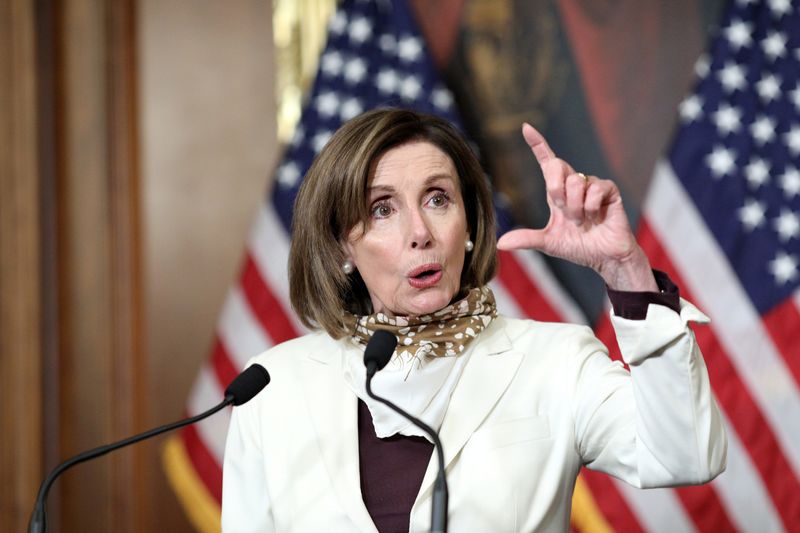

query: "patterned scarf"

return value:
[349, 286, 497, 378]
[342, 286, 498, 439]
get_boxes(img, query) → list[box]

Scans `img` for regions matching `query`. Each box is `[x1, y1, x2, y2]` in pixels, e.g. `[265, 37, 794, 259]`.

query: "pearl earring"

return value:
[465, 239, 474, 252]
[342, 260, 355, 274]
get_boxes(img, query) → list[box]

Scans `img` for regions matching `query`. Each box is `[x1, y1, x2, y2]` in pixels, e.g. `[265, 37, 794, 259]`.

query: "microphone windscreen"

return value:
[364, 330, 397, 371]
[225, 364, 271, 406]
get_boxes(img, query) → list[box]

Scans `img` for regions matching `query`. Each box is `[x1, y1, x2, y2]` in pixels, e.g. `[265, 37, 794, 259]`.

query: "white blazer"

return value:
[222, 299, 727, 532]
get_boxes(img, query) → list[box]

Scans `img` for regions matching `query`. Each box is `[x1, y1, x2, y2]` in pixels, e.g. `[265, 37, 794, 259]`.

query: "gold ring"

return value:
[577, 172, 589, 183]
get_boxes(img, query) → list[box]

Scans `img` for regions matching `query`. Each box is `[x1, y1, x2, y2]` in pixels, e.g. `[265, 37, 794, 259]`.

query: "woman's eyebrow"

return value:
[367, 184, 395, 196]
[365, 186, 395, 206]
[367, 172, 455, 195]
[424, 173, 456, 186]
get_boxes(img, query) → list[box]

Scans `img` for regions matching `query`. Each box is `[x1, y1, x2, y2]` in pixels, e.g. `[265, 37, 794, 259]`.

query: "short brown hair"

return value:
[289, 108, 497, 338]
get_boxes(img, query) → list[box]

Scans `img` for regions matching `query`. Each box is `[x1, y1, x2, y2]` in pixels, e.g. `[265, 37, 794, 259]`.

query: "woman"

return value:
[222, 109, 726, 532]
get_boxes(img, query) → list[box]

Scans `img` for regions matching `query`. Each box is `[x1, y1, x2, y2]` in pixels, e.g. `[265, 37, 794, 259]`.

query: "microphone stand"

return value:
[29, 362, 268, 533]
[365, 373, 448, 533]
[28, 397, 233, 533]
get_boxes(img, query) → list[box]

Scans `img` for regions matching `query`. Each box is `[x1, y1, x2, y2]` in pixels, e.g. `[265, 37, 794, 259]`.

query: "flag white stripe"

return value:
[249, 205, 310, 335]
[614, 480, 696, 533]
[218, 286, 273, 369]
[188, 365, 231, 464]
[646, 160, 800, 478]
[510, 249, 587, 325]
[712, 409, 785, 533]
[488, 278, 525, 319]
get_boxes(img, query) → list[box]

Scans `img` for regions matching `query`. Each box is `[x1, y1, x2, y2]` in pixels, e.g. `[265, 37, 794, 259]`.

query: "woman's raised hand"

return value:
[497, 123, 658, 292]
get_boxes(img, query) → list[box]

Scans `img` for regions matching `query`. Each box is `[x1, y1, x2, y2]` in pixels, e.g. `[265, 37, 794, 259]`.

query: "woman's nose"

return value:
[408, 209, 433, 249]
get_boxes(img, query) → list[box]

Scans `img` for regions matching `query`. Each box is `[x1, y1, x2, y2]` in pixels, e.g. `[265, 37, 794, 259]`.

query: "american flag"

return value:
[164, 0, 800, 531]
[585, 0, 800, 531]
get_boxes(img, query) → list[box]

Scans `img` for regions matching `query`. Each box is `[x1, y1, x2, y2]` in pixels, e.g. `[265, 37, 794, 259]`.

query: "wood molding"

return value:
[0, 0, 43, 531]
[106, 0, 147, 530]
[34, 0, 145, 530]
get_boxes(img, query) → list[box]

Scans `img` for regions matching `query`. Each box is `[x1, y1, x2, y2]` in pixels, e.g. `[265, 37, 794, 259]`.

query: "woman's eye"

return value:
[428, 192, 450, 208]
[371, 203, 392, 218]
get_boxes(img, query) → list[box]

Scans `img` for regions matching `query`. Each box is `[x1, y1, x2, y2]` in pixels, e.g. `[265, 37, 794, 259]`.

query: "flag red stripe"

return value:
[638, 218, 800, 529]
[594, 314, 737, 531]
[497, 250, 563, 322]
[593, 313, 622, 361]
[673, 485, 737, 533]
[181, 422, 224, 504]
[240, 254, 299, 344]
[761, 296, 800, 390]
[579, 468, 644, 533]
[211, 338, 240, 392]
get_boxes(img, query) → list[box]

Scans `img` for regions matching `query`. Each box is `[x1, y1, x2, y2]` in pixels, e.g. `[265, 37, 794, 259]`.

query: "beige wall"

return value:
[138, 0, 277, 529]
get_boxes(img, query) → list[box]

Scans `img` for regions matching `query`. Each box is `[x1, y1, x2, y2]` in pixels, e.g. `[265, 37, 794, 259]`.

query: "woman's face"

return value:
[344, 141, 469, 317]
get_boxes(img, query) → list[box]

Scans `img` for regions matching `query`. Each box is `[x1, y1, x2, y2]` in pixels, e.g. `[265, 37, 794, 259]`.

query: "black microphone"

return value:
[363, 330, 449, 533]
[28, 364, 270, 533]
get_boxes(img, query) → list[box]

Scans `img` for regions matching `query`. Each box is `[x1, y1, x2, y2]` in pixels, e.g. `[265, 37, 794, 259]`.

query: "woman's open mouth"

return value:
[407, 263, 443, 289]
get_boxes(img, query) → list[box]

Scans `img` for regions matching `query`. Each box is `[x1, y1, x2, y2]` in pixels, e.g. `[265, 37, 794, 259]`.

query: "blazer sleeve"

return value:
[222, 399, 275, 532]
[573, 298, 728, 488]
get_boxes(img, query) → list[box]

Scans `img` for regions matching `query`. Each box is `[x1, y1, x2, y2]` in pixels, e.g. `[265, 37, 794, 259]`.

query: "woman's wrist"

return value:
[597, 246, 659, 292]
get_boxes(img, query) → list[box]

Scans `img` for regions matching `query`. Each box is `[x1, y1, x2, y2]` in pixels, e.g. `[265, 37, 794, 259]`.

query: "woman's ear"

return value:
[339, 237, 354, 261]
[339, 238, 357, 275]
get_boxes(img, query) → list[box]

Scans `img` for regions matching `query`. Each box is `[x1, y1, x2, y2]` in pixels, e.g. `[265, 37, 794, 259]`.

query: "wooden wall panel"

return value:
[57, 3, 118, 529]
[33, 0, 144, 531]
[0, 1, 43, 531]
[106, 1, 146, 530]
[6, 0, 280, 530]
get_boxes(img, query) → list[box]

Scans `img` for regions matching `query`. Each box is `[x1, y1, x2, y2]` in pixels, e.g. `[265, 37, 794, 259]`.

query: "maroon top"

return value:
[606, 270, 680, 319]
[357, 271, 680, 532]
[358, 399, 433, 533]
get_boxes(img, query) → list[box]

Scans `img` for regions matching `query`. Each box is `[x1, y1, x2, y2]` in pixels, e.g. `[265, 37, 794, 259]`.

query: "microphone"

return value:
[363, 330, 449, 533]
[364, 329, 396, 376]
[28, 364, 270, 533]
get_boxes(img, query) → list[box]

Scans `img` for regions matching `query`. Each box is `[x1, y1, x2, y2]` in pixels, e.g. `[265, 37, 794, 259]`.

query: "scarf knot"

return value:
[349, 286, 497, 377]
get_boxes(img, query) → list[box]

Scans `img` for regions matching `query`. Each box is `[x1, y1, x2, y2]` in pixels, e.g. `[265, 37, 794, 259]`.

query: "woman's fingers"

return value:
[564, 172, 588, 223]
[584, 178, 614, 222]
[522, 123, 577, 210]
[516, 122, 639, 276]
[497, 228, 548, 251]
[563, 174, 619, 225]
[521, 121, 619, 227]
[521, 123, 556, 164]
[540, 159, 571, 208]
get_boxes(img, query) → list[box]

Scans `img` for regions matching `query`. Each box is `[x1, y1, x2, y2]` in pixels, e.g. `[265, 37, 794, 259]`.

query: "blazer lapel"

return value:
[301, 345, 378, 533]
[416, 318, 522, 499]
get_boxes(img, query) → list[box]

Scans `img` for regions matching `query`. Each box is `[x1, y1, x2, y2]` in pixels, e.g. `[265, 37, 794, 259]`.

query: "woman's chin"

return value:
[401, 291, 454, 317]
